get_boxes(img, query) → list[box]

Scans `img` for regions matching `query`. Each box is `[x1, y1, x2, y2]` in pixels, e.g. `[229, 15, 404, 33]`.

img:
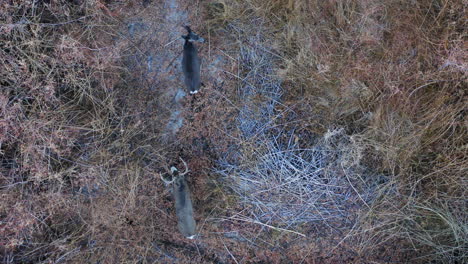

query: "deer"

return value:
[182, 26, 204, 95]
[160, 158, 197, 239]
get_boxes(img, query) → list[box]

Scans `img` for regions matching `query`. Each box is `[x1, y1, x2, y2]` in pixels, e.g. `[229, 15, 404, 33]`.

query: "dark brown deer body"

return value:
[182, 26, 203, 94]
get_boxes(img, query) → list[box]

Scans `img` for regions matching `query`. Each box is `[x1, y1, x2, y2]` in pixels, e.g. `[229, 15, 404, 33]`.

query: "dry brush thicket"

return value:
[0, 1, 156, 262]
[214, 23, 381, 232]
[208, 0, 466, 263]
[1, 0, 466, 263]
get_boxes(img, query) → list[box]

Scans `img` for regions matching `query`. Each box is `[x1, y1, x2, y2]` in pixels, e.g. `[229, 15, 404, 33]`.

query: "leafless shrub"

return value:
[209, 0, 466, 262]
[230, 23, 282, 139]
[218, 128, 384, 227]
[215, 20, 384, 233]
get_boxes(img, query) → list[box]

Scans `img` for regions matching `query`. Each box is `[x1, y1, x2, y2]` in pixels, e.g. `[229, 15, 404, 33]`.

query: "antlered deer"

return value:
[160, 158, 197, 239]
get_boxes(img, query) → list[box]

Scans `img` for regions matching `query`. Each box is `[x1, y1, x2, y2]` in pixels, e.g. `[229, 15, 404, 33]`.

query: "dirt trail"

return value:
[114, 1, 239, 261]
[122, 0, 225, 147]
[127, 0, 187, 141]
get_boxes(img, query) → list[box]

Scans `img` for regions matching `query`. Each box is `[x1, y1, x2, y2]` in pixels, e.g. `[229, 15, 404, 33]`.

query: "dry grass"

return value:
[1, 0, 466, 263]
[0, 1, 166, 262]
[206, 0, 467, 262]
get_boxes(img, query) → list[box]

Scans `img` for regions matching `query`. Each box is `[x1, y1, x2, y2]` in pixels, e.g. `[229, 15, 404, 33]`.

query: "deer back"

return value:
[182, 27, 203, 94]
[173, 174, 196, 238]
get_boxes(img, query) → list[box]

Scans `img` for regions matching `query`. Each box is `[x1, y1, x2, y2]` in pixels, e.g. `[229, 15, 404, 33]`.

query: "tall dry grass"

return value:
[207, 0, 466, 262]
[1, 1, 232, 263]
[1, 0, 465, 263]
[0, 1, 159, 262]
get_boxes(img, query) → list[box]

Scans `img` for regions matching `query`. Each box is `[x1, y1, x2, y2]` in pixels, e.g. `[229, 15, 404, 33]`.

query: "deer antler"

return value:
[160, 158, 189, 184]
[179, 157, 189, 176]
[160, 172, 174, 184]
[160, 160, 175, 184]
